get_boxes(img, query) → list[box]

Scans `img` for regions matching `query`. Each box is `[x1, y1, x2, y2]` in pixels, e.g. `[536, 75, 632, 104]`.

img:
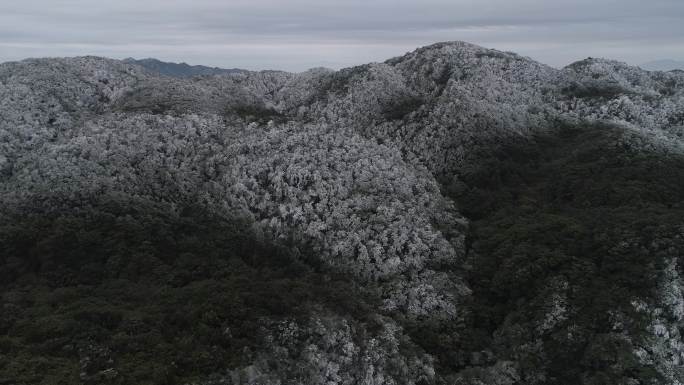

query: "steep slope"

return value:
[272, 42, 563, 177]
[0, 42, 683, 385]
[451, 123, 684, 384]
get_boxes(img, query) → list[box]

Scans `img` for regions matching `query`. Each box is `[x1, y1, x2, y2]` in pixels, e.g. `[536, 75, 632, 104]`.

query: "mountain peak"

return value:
[391, 40, 531, 63]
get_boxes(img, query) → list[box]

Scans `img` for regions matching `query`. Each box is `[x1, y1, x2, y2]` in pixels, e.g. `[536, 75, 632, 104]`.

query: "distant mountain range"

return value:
[123, 57, 246, 77]
[640, 59, 684, 71]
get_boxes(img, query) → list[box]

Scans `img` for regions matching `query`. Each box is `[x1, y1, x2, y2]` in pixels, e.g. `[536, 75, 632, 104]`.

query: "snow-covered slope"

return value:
[1, 42, 683, 384]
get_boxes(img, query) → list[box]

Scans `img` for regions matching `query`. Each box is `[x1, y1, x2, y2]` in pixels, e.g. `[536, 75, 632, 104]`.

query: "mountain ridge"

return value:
[122, 57, 248, 77]
[641, 59, 684, 72]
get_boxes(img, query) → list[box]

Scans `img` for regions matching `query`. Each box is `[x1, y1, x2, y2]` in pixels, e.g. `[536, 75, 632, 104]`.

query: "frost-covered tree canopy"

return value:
[1, 42, 683, 385]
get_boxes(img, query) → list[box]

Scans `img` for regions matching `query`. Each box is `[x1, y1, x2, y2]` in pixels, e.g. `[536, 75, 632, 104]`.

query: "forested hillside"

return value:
[1, 42, 683, 384]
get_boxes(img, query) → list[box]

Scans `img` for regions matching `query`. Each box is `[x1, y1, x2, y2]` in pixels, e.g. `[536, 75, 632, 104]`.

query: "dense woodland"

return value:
[1, 42, 683, 384]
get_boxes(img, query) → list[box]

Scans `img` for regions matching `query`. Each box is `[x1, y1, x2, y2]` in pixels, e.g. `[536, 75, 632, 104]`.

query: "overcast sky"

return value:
[1, 0, 682, 71]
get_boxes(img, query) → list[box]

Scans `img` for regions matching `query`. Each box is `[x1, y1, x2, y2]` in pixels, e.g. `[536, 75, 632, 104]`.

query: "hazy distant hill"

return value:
[123, 57, 246, 77]
[641, 59, 684, 71]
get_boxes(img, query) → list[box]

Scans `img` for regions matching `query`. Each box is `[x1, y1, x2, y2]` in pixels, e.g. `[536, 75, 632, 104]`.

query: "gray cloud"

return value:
[0, 0, 682, 71]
